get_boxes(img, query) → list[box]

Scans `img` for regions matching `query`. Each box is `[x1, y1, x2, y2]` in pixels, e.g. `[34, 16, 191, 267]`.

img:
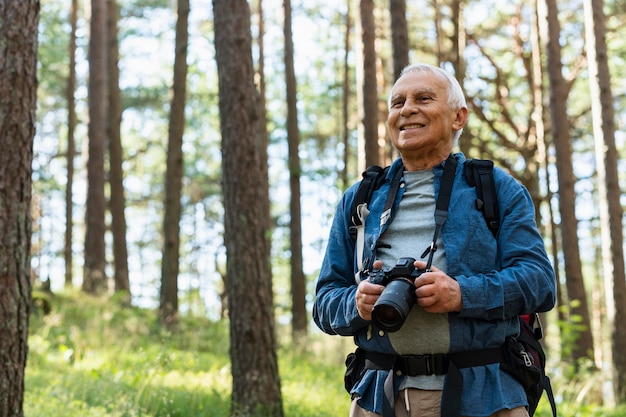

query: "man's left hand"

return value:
[413, 260, 463, 313]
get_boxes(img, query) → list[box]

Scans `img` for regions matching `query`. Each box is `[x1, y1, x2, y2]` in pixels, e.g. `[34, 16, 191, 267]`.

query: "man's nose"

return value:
[400, 99, 418, 116]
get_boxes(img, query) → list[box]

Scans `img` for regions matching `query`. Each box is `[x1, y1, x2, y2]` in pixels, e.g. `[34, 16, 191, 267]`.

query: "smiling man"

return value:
[313, 63, 556, 417]
[386, 68, 467, 171]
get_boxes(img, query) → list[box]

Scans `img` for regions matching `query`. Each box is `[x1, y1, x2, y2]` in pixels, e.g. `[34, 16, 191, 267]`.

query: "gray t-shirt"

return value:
[375, 170, 449, 390]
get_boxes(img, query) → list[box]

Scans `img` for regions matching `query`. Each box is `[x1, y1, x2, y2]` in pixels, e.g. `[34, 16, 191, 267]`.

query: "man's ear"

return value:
[453, 107, 468, 130]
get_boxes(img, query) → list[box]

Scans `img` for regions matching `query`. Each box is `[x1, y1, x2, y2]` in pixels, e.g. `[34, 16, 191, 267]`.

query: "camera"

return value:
[367, 257, 424, 332]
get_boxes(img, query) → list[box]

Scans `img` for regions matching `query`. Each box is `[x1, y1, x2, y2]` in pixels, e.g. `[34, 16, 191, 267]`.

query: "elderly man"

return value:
[313, 63, 556, 417]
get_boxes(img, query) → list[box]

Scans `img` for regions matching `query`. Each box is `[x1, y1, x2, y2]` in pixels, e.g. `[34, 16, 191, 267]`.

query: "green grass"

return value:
[25, 292, 626, 416]
[25, 292, 351, 417]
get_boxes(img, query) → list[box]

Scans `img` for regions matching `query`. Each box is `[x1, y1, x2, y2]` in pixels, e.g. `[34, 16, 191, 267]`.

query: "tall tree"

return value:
[341, 0, 352, 189]
[359, 0, 380, 169]
[212, 0, 284, 416]
[541, 0, 595, 366]
[531, 0, 563, 338]
[253, 0, 272, 318]
[283, 0, 307, 340]
[65, 0, 78, 288]
[0, 0, 38, 415]
[389, 0, 409, 81]
[107, 0, 131, 299]
[83, 0, 108, 294]
[583, 0, 626, 400]
[450, 0, 467, 155]
[160, 0, 190, 325]
[450, 0, 465, 78]
[432, 0, 443, 64]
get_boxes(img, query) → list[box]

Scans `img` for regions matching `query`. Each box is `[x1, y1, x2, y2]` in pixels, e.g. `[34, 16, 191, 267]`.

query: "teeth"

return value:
[400, 124, 424, 131]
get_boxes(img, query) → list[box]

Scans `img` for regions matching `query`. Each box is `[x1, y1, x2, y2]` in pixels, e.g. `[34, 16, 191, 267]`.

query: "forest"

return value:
[1, 0, 626, 415]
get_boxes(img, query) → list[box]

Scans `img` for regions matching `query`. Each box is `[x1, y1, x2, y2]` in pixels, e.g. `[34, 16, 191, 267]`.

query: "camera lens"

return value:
[371, 278, 415, 332]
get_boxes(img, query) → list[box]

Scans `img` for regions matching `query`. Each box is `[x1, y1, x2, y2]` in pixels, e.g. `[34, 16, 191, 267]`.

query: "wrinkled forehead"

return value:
[390, 72, 448, 99]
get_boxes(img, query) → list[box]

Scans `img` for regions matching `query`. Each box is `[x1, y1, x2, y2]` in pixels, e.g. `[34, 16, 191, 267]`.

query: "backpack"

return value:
[348, 158, 557, 417]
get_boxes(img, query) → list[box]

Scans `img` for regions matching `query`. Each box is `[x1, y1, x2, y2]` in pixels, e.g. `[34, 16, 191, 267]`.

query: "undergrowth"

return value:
[25, 291, 350, 417]
[25, 291, 626, 416]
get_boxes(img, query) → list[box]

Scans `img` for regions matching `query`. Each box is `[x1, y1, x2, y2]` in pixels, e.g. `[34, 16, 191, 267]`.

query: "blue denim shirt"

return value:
[313, 153, 556, 416]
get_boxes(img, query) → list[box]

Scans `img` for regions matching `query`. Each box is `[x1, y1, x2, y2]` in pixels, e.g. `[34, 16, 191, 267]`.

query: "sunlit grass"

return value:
[25, 292, 349, 417]
[26, 292, 626, 417]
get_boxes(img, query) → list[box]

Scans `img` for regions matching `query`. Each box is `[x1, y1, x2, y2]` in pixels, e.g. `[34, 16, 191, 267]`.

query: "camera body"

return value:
[368, 257, 425, 332]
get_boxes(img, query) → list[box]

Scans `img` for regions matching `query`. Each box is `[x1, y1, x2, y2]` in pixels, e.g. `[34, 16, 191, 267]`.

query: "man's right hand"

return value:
[356, 260, 385, 321]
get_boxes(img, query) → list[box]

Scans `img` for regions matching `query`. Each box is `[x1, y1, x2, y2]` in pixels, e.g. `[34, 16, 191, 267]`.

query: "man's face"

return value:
[387, 71, 466, 162]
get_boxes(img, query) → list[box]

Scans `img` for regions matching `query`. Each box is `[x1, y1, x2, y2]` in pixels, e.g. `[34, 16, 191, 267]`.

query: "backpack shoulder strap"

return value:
[463, 159, 500, 237]
[349, 165, 388, 240]
[349, 165, 389, 282]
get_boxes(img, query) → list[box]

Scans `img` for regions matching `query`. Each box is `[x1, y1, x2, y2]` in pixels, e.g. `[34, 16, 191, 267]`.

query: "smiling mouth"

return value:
[400, 123, 425, 131]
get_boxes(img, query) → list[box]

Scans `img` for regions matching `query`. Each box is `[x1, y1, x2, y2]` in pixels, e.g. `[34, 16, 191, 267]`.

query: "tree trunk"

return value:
[450, 0, 469, 156]
[253, 0, 272, 325]
[160, 0, 189, 325]
[530, 1, 548, 226]
[541, 0, 595, 366]
[83, 0, 108, 295]
[450, 0, 465, 80]
[212, 0, 284, 415]
[107, 0, 130, 300]
[359, 0, 380, 168]
[389, 0, 409, 81]
[341, 0, 351, 189]
[0, 1, 38, 415]
[65, 0, 78, 288]
[432, 0, 443, 65]
[584, 0, 626, 401]
[283, 0, 307, 341]
[255, 0, 273, 296]
[531, 0, 561, 346]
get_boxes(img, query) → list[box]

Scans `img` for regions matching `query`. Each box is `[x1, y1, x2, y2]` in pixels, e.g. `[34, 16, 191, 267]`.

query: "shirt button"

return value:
[396, 370, 403, 376]
[378, 330, 385, 337]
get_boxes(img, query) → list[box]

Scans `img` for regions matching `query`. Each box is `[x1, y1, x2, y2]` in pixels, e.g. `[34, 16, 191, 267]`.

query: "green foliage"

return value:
[25, 292, 350, 417]
[38, 1, 71, 103]
[557, 300, 589, 362]
[27, 292, 626, 416]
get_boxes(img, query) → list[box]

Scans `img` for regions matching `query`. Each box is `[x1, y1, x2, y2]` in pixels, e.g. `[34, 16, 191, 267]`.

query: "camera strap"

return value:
[380, 154, 459, 417]
[420, 154, 458, 270]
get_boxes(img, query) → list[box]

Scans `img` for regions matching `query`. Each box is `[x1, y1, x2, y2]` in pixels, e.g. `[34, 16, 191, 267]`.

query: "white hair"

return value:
[388, 63, 468, 144]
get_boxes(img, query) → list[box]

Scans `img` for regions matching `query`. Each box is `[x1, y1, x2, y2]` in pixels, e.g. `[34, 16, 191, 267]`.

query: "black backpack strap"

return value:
[441, 347, 503, 417]
[349, 165, 387, 240]
[350, 165, 390, 282]
[421, 155, 457, 269]
[543, 375, 558, 417]
[464, 159, 499, 237]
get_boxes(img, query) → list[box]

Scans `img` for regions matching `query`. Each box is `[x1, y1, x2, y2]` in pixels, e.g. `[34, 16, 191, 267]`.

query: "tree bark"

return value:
[160, 0, 189, 325]
[0, 1, 38, 415]
[389, 0, 409, 81]
[65, 0, 78, 288]
[341, 0, 352, 190]
[283, 0, 307, 341]
[212, 0, 284, 415]
[450, 0, 468, 155]
[541, 0, 595, 366]
[107, 0, 131, 299]
[360, 0, 380, 168]
[253, 0, 273, 326]
[83, 0, 108, 294]
[583, 0, 626, 401]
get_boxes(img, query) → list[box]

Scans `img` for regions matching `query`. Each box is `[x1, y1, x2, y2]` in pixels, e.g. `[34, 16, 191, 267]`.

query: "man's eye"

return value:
[391, 100, 404, 108]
